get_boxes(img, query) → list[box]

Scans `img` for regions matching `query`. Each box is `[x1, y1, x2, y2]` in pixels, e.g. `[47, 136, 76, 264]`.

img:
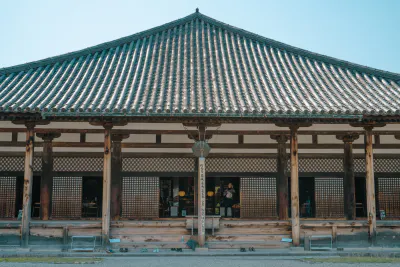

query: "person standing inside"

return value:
[223, 183, 235, 218]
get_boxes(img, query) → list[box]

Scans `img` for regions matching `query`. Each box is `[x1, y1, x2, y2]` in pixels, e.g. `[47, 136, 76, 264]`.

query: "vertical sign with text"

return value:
[198, 157, 206, 246]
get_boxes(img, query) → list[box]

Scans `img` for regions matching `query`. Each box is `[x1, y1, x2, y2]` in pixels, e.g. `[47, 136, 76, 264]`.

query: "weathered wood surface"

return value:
[68, 228, 102, 236]
[185, 217, 220, 230]
[365, 127, 377, 244]
[108, 235, 192, 243]
[110, 228, 189, 235]
[207, 234, 292, 242]
[290, 126, 300, 246]
[3, 128, 400, 136]
[102, 124, 112, 246]
[111, 135, 127, 220]
[216, 227, 291, 235]
[0, 229, 20, 235]
[21, 124, 35, 248]
[2, 141, 400, 149]
[206, 242, 291, 249]
[220, 221, 291, 228]
[30, 228, 63, 238]
[111, 220, 186, 228]
[271, 134, 289, 220]
[38, 133, 60, 220]
[339, 134, 359, 220]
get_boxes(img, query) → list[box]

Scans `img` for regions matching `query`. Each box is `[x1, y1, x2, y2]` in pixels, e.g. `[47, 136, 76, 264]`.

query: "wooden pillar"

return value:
[102, 123, 113, 246]
[337, 134, 359, 220]
[271, 134, 289, 220]
[37, 132, 61, 220]
[290, 125, 300, 246]
[111, 134, 129, 220]
[364, 126, 376, 244]
[197, 156, 206, 247]
[21, 122, 35, 247]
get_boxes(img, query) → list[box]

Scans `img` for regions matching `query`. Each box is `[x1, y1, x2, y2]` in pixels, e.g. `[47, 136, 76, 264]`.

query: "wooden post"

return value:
[197, 157, 206, 247]
[37, 133, 61, 220]
[337, 134, 359, 220]
[365, 126, 376, 244]
[102, 123, 113, 246]
[271, 134, 289, 220]
[290, 126, 300, 246]
[111, 134, 129, 220]
[21, 122, 35, 247]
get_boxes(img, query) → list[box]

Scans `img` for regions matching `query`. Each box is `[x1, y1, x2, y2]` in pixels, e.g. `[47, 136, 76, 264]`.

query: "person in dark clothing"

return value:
[223, 183, 235, 218]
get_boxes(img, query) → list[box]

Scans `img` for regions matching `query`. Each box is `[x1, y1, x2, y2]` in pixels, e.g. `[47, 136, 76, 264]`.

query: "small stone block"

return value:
[195, 247, 209, 253]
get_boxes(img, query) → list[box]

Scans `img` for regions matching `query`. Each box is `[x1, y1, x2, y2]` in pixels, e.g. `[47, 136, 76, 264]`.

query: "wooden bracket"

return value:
[336, 133, 360, 143]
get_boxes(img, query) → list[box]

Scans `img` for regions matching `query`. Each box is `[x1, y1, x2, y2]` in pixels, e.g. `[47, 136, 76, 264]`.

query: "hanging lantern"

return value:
[207, 191, 214, 197]
[179, 191, 186, 197]
[192, 141, 211, 157]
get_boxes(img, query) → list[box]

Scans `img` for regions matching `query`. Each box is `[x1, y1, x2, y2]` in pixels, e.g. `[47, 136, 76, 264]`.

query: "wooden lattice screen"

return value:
[52, 177, 82, 218]
[240, 177, 276, 218]
[122, 177, 159, 218]
[0, 177, 16, 218]
[315, 177, 344, 218]
[378, 178, 400, 218]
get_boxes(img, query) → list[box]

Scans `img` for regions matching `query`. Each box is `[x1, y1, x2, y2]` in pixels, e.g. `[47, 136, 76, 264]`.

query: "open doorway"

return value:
[15, 176, 41, 218]
[82, 177, 102, 218]
[217, 177, 241, 218]
[355, 177, 367, 217]
[299, 177, 315, 218]
[159, 177, 195, 218]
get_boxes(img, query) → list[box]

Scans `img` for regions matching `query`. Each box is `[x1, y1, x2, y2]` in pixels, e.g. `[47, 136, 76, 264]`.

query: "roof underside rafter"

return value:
[0, 11, 399, 120]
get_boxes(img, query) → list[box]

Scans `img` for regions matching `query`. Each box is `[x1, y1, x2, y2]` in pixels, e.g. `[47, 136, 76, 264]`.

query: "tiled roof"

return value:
[1, 11, 400, 118]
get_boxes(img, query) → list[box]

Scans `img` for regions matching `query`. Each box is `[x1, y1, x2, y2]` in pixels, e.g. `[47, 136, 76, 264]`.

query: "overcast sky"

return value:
[1, 0, 399, 73]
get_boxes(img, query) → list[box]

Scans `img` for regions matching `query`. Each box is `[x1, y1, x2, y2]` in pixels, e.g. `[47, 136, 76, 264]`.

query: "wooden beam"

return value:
[156, 134, 161, 144]
[12, 132, 18, 142]
[1, 127, 400, 136]
[337, 134, 359, 220]
[365, 126, 377, 245]
[80, 133, 86, 143]
[102, 123, 113, 247]
[111, 134, 129, 220]
[290, 126, 300, 246]
[238, 135, 244, 144]
[2, 141, 400, 149]
[21, 122, 35, 248]
[37, 133, 61, 220]
[271, 134, 289, 220]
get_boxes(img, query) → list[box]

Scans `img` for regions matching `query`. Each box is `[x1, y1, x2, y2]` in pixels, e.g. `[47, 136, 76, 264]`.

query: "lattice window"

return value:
[33, 157, 41, 171]
[206, 158, 276, 173]
[122, 177, 159, 218]
[287, 158, 343, 173]
[0, 157, 24, 171]
[375, 159, 400, 173]
[0, 177, 16, 218]
[53, 157, 102, 172]
[52, 177, 82, 218]
[240, 177, 276, 218]
[354, 158, 365, 173]
[378, 178, 400, 218]
[123, 158, 195, 172]
[315, 177, 344, 218]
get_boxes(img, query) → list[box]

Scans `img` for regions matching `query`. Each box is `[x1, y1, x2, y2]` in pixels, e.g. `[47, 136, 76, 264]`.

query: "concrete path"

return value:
[1, 256, 400, 267]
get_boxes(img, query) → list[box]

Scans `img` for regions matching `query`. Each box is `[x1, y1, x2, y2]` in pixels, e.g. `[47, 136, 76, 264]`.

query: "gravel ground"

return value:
[0, 257, 399, 267]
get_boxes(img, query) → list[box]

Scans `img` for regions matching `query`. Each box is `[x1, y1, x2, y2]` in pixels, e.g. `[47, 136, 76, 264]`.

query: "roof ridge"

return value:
[1, 11, 399, 81]
[0, 12, 200, 76]
[197, 13, 400, 81]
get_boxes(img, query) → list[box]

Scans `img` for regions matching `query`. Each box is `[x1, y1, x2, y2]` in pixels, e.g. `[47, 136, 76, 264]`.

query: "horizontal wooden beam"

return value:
[1, 128, 400, 135]
[1, 141, 400, 149]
